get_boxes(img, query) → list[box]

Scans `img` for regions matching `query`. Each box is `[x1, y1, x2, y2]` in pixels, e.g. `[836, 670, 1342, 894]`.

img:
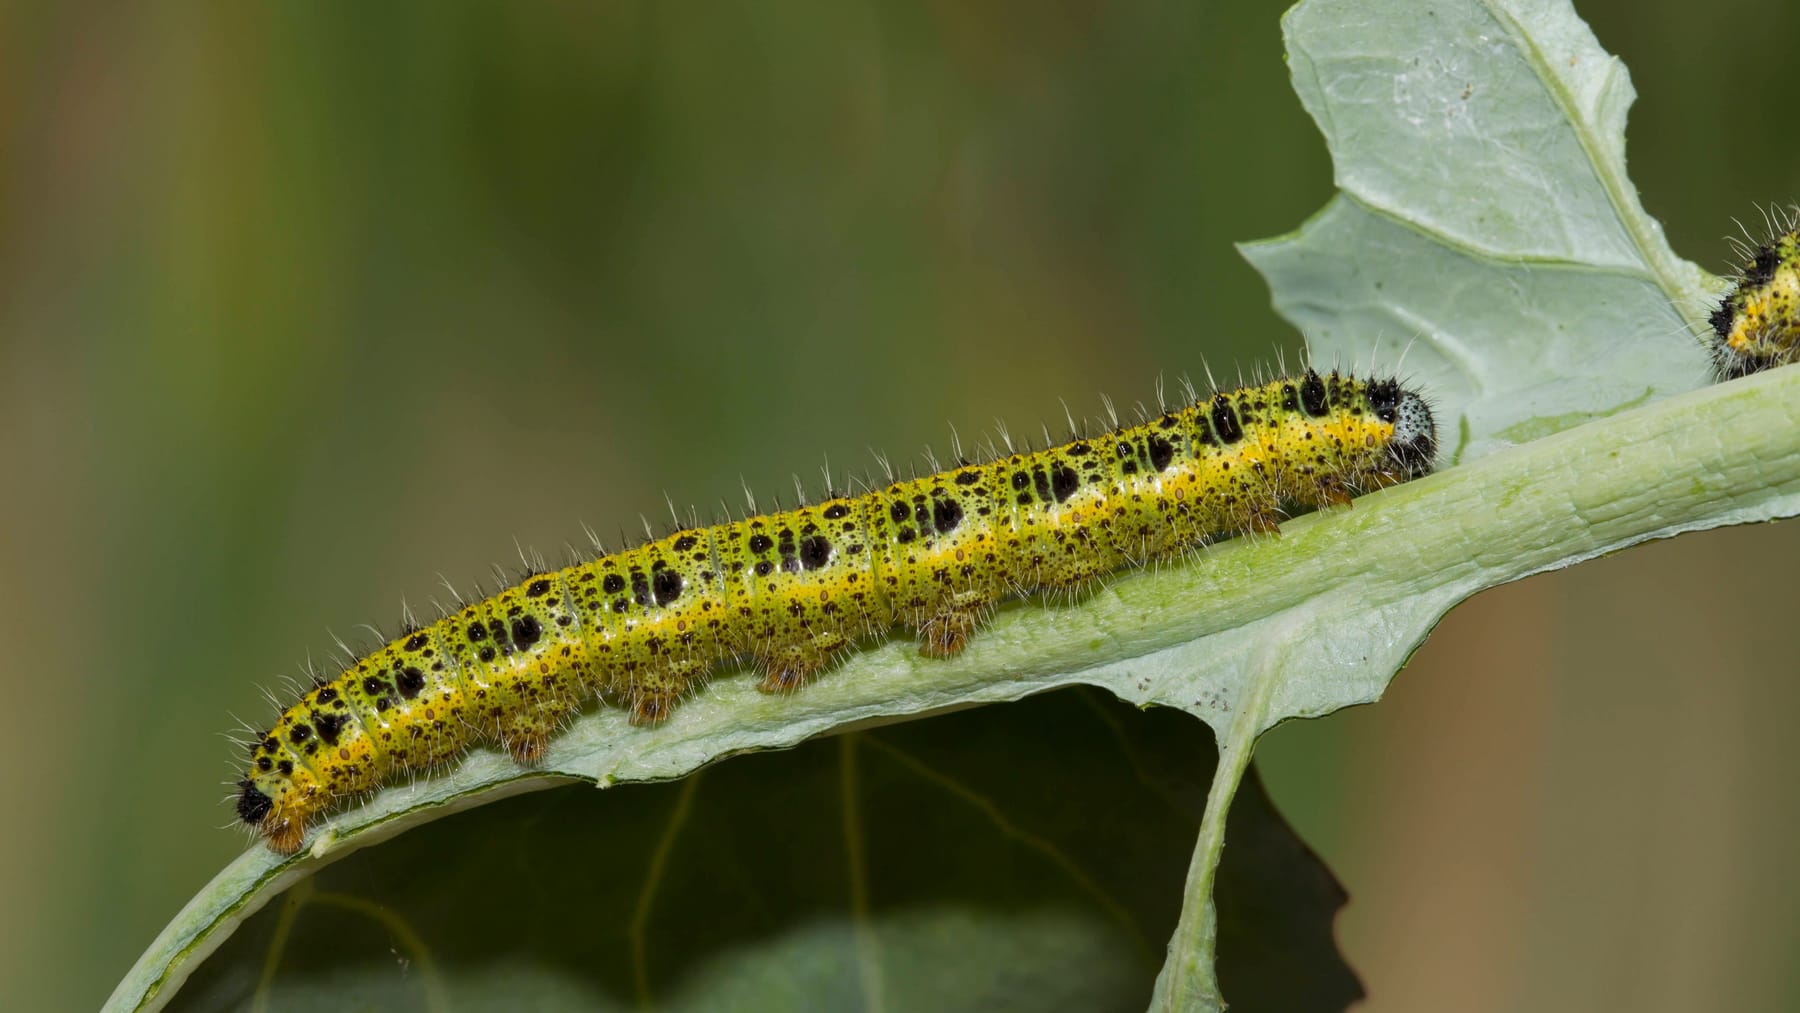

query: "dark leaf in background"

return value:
[172, 689, 1357, 1013]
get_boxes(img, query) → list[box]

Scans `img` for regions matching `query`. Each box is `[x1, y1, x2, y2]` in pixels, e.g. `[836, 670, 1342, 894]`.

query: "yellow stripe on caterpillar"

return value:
[235, 370, 1438, 854]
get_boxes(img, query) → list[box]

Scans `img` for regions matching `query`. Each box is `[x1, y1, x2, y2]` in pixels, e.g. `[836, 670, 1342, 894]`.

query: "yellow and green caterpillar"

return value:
[236, 370, 1438, 854]
[1711, 214, 1800, 379]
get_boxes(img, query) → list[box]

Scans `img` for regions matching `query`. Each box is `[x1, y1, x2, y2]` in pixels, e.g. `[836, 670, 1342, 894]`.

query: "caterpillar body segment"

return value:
[236, 371, 1438, 853]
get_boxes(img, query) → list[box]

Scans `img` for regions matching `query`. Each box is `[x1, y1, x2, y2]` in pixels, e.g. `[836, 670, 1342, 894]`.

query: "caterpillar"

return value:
[235, 370, 1439, 854]
[1709, 208, 1800, 380]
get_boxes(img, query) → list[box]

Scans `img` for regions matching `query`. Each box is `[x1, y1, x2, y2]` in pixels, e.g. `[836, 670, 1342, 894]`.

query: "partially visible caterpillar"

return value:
[1710, 208, 1800, 380]
[235, 370, 1438, 854]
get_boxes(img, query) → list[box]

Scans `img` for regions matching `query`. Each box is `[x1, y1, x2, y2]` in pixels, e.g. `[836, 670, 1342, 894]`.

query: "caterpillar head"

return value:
[1368, 380, 1438, 478]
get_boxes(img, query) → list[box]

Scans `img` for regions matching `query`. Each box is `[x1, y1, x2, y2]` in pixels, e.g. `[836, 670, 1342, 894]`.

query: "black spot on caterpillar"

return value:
[235, 370, 1438, 853]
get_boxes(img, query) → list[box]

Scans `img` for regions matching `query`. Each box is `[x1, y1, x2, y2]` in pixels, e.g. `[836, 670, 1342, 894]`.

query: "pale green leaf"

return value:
[1243, 0, 1728, 465]
[148, 692, 1359, 1013]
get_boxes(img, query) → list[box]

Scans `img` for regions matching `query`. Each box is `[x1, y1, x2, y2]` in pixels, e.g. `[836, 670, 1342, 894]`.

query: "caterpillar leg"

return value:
[758, 655, 823, 693]
[502, 729, 553, 764]
[919, 607, 981, 658]
[757, 629, 849, 693]
[1314, 477, 1354, 509]
[628, 688, 681, 725]
[625, 663, 703, 726]
[264, 815, 307, 856]
[253, 785, 324, 856]
[495, 688, 583, 764]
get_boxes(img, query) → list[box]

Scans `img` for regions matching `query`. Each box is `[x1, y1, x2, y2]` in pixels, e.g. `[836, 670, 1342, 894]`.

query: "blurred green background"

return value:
[3, 2, 1798, 1010]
